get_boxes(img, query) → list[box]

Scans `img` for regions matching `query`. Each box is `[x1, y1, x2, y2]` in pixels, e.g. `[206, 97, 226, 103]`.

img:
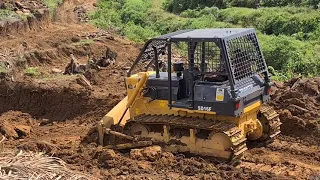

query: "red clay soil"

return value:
[0, 0, 319, 179]
[271, 78, 320, 145]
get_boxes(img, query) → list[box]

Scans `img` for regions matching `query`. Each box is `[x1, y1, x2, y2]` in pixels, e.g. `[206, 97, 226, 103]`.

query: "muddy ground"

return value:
[0, 0, 319, 179]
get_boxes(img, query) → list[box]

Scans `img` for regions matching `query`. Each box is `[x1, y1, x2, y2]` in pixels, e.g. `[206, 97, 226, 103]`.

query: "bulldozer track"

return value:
[127, 114, 248, 161]
[260, 105, 282, 142]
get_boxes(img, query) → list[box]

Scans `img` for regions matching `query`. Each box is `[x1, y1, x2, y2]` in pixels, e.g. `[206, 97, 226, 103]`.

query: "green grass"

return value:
[42, 0, 63, 16]
[0, 9, 17, 21]
[42, 74, 73, 81]
[17, 13, 34, 21]
[71, 39, 94, 46]
[0, 9, 35, 21]
[0, 66, 7, 73]
[25, 67, 41, 77]
[0, 62, 9, 73]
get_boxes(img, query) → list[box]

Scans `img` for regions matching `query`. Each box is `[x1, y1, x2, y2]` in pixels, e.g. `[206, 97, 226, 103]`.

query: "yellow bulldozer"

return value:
[97, 28, 281, 161]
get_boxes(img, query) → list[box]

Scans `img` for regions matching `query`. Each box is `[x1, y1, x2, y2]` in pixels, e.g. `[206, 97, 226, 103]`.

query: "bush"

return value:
[259, 34, 320, 77]
[164, 0, 319, 13]
[186, 16, 232, 29]
[42, 0, 63, 16]
[228, 0, 258, 8]
[124, 22, 159, 42]
[90, 0, 123, 30]
[146, 8, 231, 34]
[261, 0, 319, 8]
[121, 0, 151, 26]
[164, 0, 228, 13]
[308, 25, 320, 40]
[219, 7, 320, 39]
[180, 7, 219, 18]
[145, 10, 189, 34]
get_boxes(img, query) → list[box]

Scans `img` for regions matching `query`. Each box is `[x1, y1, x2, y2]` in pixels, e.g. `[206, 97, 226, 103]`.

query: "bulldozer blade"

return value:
[98, 96, 130, 145]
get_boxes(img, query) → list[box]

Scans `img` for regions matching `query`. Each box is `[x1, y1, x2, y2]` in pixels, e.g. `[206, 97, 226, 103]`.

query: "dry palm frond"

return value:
[0, 150, 98, 180]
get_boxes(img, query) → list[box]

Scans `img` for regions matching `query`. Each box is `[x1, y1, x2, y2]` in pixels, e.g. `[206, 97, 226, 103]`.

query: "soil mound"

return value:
[0, 111, 34, 139]
[0, 78, 122, 121]
[71, 146, 286, 179]
[271, 78, 320, 144]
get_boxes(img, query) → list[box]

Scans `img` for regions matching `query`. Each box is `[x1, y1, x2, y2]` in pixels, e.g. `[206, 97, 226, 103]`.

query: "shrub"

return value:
[219, 7, 320, 39]
[124, 22, 159, 42]
[261, 0, 319, 8]
[259, 34, 320, 77]
[228, 0, 258, 8]
[164, 0, 319, 14]
[163, 0, 228, 13]
[42, 0, 63, 16]
[186, 16, 232, 29]
[90, 0, 123, 30]
[120, 0, 151, 26]
[180, 7, 219, 18]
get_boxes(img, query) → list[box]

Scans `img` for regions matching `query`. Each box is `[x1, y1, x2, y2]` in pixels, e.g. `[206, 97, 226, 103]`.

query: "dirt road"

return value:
[0, 0, 319, 179]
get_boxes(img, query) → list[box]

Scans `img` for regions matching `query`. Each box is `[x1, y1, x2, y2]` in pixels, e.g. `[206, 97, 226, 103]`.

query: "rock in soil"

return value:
[0, 121, 19, 139]
[51, 68, 62, 74]
[141, 145, 162, 161]
[97, 148, 118, 163]
[14, 125, 32, 137]
[130, 149, 144, 160]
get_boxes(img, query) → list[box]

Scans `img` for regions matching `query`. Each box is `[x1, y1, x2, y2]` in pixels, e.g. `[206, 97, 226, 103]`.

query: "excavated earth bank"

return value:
[0, 0, 50, 36]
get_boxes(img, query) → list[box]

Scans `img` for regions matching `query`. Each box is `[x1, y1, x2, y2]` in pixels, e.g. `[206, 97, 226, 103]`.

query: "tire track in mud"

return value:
[241, 138, 320, 179]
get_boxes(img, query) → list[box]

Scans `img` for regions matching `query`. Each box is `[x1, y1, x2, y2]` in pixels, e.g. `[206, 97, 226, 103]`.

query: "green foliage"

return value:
[0, 9, 16, 21]
[261, 0, 319, 8]
[124, 22, 159, 42]
[186, 16, 232, 29]
[42, 0, 63, 15]
[308, 24, 320, 41]
[0, 9, 33, 21]
[90, 0, 152, 37]
[121, 0, 151, 26]
[163, 0, 319, 12]
[71, 39, 94, 46]
[219, 7, 320, 40]
[25, 67, 41, 77]
[164, 0, 227, 13]
[228, 0, 258, 8]
[91, 0, 230, 41]
[180, 7, 219, 18]
[89, 0, 123, 30]
[259, 34, 320, 78]
[0, 65, 7, 73]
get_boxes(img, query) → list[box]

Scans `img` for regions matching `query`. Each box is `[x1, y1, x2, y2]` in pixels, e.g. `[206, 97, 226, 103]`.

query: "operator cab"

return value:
[127, 28, 272, 117]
